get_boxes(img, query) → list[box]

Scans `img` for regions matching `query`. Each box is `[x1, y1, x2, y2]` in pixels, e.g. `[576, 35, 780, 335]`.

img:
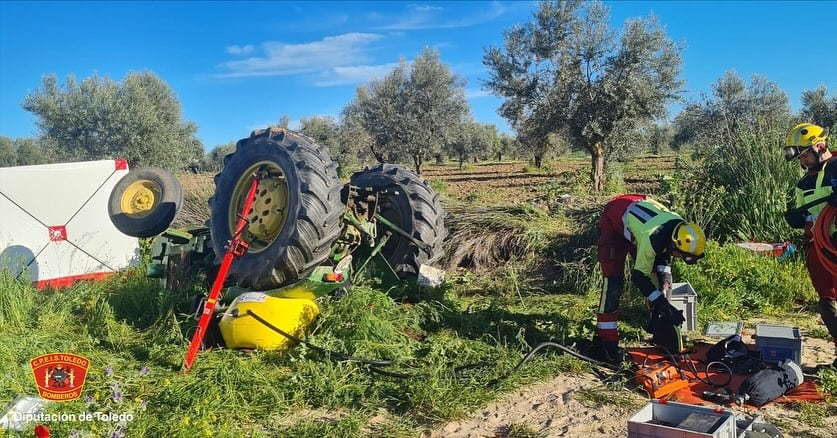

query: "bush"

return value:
[673, 241, 814, 321]
[670, 127, 799, 242]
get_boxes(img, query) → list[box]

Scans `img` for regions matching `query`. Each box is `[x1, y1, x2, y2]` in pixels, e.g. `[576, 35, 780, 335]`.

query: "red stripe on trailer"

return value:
[34, 272, 112, 289]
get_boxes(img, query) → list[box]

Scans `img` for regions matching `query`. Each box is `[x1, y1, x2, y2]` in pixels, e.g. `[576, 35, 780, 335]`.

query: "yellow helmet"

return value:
[784, 123, 828, 161]
[672, 221, 705, 264]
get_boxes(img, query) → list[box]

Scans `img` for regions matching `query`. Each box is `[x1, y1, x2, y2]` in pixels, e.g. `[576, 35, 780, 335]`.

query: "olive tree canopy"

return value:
[347, 47, 469, 175]
[483, 0, 684, 191]
[23, 71, 203, 170]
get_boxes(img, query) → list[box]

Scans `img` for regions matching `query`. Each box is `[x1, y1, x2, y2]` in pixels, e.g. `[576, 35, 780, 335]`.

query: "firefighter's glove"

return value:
[784, 208, 807, 229]
[828, 190, 837, 208]
[651, 295, 685, 326]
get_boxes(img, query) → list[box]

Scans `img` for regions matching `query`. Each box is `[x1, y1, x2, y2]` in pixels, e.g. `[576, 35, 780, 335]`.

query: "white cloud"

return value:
[466, 89, 491, 99]
[314, 63, 400, 87]
[226, 44, 254, 55]
[218, 33, 385, 78]
[379, 1, 506, 30]
[411, 4, 444, 13]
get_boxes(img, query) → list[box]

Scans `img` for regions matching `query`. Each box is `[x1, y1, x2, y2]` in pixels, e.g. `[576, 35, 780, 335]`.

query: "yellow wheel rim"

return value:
[230, 162, 289, 254]
[121, 180, 161, 218]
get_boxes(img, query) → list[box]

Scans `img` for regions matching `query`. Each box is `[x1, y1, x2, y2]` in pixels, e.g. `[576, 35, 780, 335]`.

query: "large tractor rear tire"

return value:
[210, 128, 343, 291]
[349, 164, 446, 279]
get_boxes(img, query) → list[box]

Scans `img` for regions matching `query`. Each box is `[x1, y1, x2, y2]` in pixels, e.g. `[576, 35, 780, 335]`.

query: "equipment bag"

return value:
[739, 359, 803, 407]
[705, 334, 765, 374]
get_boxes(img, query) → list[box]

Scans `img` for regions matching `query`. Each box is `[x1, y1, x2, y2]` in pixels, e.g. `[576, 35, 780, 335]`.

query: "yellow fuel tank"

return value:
[219, 292, 319, 350]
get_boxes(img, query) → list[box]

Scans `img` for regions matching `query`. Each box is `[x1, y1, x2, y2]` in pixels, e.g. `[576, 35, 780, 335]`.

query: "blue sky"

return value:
[1, 1, 835, 151]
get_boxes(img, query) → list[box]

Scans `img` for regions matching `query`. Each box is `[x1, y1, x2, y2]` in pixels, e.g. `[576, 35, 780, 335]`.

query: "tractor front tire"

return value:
[349, 164, 446, 279]
[210, 128, 343, 291]
[108, 167, 183, 238]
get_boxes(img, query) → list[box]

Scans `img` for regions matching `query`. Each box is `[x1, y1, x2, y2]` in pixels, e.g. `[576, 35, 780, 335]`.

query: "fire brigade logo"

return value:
[30, 353, 90, 402]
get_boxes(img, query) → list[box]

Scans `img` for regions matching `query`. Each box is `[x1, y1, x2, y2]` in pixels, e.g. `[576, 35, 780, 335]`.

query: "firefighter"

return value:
[783, 123, 837, 369]
[593, 194, 706, 363]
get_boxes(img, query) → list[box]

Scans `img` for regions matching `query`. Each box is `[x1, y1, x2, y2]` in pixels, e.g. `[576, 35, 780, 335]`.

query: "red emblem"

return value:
[30, 353, 90, 402]
[47, 226, 67, 242]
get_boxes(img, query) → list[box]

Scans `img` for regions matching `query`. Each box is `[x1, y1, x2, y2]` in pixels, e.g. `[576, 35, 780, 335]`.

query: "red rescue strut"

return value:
[183, 171, 262, 371]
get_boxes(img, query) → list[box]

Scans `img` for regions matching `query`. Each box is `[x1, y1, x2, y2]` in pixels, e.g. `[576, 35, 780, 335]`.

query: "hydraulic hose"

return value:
[244, 313, 622, 384]
[245, 309, 396, 367]
[813, 204, 837, 276]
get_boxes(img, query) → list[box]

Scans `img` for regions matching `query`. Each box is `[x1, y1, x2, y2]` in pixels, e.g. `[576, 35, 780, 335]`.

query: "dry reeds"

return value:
[174, 172, 215, 227]
[443, 204, 557, 271]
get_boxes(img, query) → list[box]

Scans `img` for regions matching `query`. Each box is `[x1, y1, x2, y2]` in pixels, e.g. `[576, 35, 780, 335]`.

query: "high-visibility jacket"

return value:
[788, 155, 837, 241]
[623, 198, 681, 297]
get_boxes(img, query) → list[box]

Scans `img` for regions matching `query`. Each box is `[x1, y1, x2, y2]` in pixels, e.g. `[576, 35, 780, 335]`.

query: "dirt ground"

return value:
[425, 334, 836, 438]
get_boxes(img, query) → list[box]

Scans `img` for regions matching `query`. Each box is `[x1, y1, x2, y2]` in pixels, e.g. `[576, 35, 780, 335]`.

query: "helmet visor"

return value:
[678, 252, 704, 265]
[784, 146, 808, 161]
[681, 254, 702, 265]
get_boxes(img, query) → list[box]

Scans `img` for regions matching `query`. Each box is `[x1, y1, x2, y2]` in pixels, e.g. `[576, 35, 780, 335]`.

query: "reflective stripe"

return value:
[628, 203, 654, 223]
[683, 224, 697, 254]
[597, 321, 618, 330]
[647, 290, 663, 301]
[793, 128, 805, 145]
[656, 265, 671, 273]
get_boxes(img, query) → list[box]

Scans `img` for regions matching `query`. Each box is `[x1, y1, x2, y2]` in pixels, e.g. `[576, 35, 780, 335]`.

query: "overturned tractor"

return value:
[109, 127, 446, 359]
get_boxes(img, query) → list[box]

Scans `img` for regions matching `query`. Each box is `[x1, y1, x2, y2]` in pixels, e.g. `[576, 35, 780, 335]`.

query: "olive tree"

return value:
[672, 71, 792, 150]
[484, 0, 683, 191]
[299, 115, 340, 158]
[201, 142, 237, 172]
[348, 47, 469, 175]
[446, 120, 496, 169]
[23, 71, 203, 170]
[0, 137, 15, 167]
[13, 138, 48, 166]
[336, 104, 376, 173]
[800, 85, 837, 130]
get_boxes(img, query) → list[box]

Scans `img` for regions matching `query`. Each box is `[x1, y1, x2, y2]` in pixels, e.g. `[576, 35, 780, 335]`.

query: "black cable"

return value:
[646, 344, 733, 388]
[486, 341, 627, 388]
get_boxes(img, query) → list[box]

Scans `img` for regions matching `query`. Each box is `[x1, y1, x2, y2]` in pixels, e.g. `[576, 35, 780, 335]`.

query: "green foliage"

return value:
[348, 47, 469, 174]
[674, 127, 798, 241]
[672, 71, 792, 151]
[429, 178, 448, 195]
[800, 84, 837, 130]
[299, 115, 341, 162]
[200, 142, 236, 172]
[22, 71, 203, 170]
[0, 136, 15, 167]
[446, 121, 498, 169]
[657, 157, 727, 234]
[0, 136, 50, 167]
[673, 241, 814, 320]
[0, 269, 35, 329]
[484, 0, 683, 191]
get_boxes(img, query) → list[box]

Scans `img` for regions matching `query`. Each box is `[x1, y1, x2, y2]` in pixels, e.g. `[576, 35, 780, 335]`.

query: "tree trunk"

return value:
[534, 154, 543, 168]
[497, 152, 502, 161]
[591, 142, 605, 192]
[458, 152, 465, 170]
[414, 155, 423, 175]
[370, 144, 385, 164]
